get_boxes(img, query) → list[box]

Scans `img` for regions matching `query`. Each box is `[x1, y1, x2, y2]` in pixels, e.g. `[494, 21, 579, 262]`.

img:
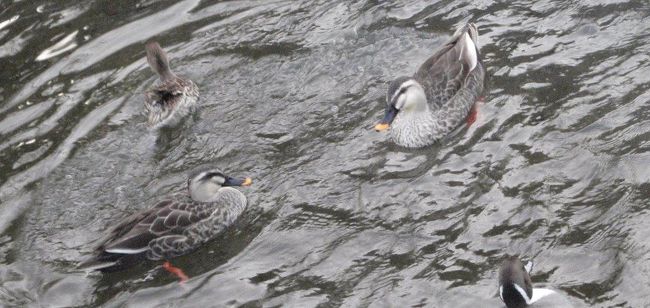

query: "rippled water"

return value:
[1, 0, 649, 307]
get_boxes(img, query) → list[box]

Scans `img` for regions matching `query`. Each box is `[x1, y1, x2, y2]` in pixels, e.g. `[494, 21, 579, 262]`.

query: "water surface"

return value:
[1, 0, 649, 307]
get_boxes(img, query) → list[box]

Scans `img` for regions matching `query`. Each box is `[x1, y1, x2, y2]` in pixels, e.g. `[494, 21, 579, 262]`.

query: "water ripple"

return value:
[0, 0, 649, 307]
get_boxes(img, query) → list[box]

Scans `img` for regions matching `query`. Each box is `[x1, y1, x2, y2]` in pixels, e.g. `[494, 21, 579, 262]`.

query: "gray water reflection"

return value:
[1, 0, 649, 307]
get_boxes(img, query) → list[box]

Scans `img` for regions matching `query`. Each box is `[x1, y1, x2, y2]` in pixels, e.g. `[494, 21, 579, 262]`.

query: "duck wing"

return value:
[78, 196, 216, 271]
[101, 198, 211, 256]
[414, 23, 482, 110]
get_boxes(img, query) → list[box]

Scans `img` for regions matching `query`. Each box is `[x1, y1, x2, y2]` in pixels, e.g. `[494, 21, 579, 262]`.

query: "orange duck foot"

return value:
[163, 261, 189, 283]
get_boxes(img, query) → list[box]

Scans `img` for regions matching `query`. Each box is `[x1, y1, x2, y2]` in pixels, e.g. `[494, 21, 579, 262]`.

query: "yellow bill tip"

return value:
[242, 178, 253, 186]
[375, 123, 390, 132]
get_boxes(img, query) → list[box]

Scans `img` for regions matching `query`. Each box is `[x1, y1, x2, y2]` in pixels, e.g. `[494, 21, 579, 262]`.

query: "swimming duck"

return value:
[498, 256, 574, 308]
[143, 41, 199, 129]
[78, 167, 252, 273]
[375, 23, 485, 148]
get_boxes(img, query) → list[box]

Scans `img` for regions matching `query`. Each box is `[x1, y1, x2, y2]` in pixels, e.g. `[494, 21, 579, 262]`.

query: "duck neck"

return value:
[390, 103, 446, 148]
[190, 181, 222, 202]
[212, 187, 248, 224]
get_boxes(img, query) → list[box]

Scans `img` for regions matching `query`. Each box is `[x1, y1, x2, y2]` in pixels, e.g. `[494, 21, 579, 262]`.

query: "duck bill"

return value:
[375, 106, 398, 132]
[224, 176, 253, 187]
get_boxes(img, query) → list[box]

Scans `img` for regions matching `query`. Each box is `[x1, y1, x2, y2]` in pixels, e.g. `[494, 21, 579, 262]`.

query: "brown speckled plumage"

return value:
[143, 41, 199, 129]
[78, 168, 248, 272]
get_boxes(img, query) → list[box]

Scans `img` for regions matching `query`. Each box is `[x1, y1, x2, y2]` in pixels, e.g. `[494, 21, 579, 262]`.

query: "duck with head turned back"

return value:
[375, 23, 485, 148]
[498, 256, 575, 308]
[144, 41, 199, 129]
[78, 167, 252, 275]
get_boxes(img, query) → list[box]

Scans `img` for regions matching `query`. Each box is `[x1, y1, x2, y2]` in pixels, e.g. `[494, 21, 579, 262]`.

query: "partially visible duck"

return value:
[144, 41, 199, 129]
[78, 167, 252, 273]
[375, 23, 485, 148]
[498, 256, 575, 308]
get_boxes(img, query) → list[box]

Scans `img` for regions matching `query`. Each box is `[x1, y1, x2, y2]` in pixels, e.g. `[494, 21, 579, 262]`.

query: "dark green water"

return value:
[1, 0, 649, 307]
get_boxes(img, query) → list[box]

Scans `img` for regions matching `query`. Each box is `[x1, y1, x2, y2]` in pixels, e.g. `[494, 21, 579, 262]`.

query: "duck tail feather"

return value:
[455, 23, 479, 71]
[467, 23, 479, 49]
[77, 251, 147, 272]
[77, 253, 118, 271]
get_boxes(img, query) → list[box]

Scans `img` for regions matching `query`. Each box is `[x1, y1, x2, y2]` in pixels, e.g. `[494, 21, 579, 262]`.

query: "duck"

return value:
[498, 256, 575, 308]
[143, 41, 199, 129]
[375, 23, 485, 148]
[78, 167, 252, 274]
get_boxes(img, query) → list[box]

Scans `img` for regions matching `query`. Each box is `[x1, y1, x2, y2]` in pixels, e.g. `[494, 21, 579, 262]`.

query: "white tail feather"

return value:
[77, 261, 117, 271]
[105, 247, 148, 254]
[459, 32, 478, 71]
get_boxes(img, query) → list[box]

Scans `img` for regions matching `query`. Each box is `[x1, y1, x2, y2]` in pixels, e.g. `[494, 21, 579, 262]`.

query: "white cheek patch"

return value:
[392, 80, 419, 108]
[390, 90, 401, 104]
[396, 95, 406, 110]
[513, 283, 532, 304]
[530, 288, 556, 303]
[196, 172, 211, 183]
[401, 80, 418, 88]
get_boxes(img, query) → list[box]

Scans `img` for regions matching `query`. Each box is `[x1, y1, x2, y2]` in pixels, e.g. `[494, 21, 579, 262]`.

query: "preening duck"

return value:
[375, 23, 485, 148]
[78, 167, 252, 273]
[144, 41, 199, 129]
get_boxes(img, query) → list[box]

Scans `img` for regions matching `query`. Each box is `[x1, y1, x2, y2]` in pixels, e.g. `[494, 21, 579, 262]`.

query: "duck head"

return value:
[188, 168, 252, 202]
[375, 76, 427, 132]
[146, 41, 177, 82]
[499, 256, 534, 308]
